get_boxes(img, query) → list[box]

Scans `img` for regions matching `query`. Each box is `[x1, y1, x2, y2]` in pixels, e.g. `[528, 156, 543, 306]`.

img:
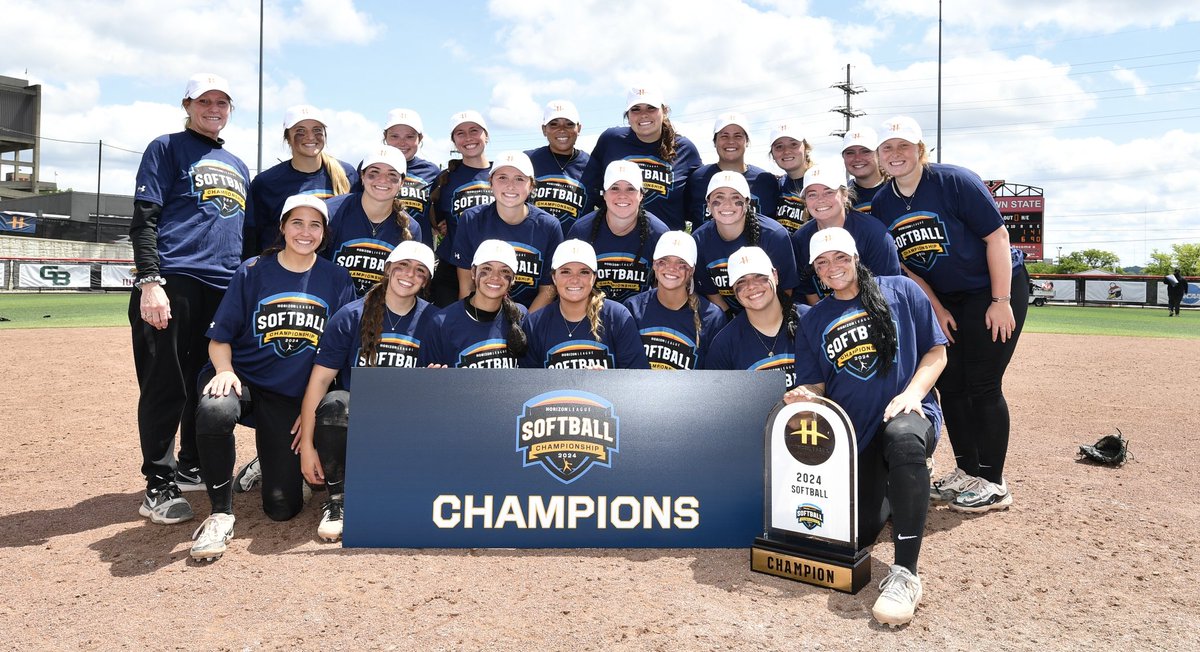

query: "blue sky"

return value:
[5, 0, 1200, 266]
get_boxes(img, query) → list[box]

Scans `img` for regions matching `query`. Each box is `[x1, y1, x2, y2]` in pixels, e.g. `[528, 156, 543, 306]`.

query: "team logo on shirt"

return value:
[784, 410, 836, 465]
[706, 259, 737, 303]
[511, 244, 545, 295]
[638, 327, 697, 370]
[516, 390, 620, 484]
[752, 355, 796, 390]
[254, 292, 331, 357]
[334, 239, 393, 295]
[545, 340, 614, 369]
[531, 175, 587, 226]
[451, 180, 494, 218]
[190, 159, 247, 218]
[775, 190, 806, 232]
[623, 156, 672, 199]
[397, 174, 432, 217]
[795, 503, 824, 530]
[821, 309, 882, 381]
[360, 334, 420, 368]
[457, 338, 519, 368]
[887, 212, 948, 271]
[595, 253, 650, 302]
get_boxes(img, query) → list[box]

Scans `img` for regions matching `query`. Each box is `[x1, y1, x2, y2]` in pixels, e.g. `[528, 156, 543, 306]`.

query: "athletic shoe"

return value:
[175, 466, 205, 493]
[190, 513, 236, 562]
[949, 478, 1013, 513]
[233, 457, 262, 493]
[929, 467, 976, 503]
[318, 495, 344, 542]
[138, 484, 193, 525]
[872, 565, 923, 627]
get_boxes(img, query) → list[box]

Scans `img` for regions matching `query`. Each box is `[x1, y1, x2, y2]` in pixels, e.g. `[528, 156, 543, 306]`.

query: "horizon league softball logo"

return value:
[796, 503, 824, 530]
[254, 292, 330, 357]
[822, 309, 882, 381]
[516, 390, 619, 484]
[888, 211, 948, 271]
[190, 159, 247, 218]
[784, 411, 836, 466]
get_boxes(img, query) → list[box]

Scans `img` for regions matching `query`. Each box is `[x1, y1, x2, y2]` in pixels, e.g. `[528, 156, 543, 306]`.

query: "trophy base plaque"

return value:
[751, 537, 870, 594]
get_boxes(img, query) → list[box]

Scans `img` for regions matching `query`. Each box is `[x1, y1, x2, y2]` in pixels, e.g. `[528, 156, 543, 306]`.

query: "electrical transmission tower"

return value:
[830, 64, 866, 138]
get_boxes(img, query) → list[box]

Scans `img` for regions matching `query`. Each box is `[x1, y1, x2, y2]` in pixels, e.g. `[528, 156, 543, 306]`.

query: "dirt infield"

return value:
[1, 327, 1196, 650]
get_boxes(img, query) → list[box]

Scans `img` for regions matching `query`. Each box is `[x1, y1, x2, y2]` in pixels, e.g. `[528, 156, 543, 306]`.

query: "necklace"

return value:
[891, 179, 917, 212]
[366, 216, 386, 239]
[550, 149, 578, 175]
[561, 310, 587, 339]
[752, 324, 781, 357]
[384, 307, 404, 333]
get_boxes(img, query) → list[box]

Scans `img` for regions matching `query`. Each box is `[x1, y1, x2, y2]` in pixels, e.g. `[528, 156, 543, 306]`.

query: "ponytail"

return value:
[744, 213, 762, 247]
[358, 281, 388, 366]
[391, 199, 415, 242]
[777, 286, 800, 340]
[659, 111, 679, 162]
[322, 153, 351, 196]
[854, 260, 897, 376]
[586, 288, 606, 340]
[501, 295, 528, 358]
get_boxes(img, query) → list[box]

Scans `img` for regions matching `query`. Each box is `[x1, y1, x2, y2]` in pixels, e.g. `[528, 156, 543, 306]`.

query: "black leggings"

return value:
[313, 390, 350, 496]
[858, 412, 935, 574]
[193, 369, 305, 520]
[936, 266, 1029, 484]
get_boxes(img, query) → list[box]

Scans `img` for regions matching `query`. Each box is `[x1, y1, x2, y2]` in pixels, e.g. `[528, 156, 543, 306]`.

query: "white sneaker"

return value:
[190, 513, 236, 562]
[318, 495, 344, 542]
[950, 478, 1013, 513]
[872, 565, 923, 627]
[929, 467, 977, 503]
[233, 457, 261, 493]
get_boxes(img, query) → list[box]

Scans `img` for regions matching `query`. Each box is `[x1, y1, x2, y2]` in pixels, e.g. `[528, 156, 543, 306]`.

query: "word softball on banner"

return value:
[18, 263, 90, 289]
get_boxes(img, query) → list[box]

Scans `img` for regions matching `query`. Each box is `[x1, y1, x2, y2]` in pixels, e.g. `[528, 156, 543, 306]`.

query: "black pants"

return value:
[313, 390, 350, 496]
[858, 412, 935, 574]
[194, 369, 305, 521]
[936, 265, 1029, 484]
[129, 275, 225, 490]
[1168, 290, 1185, 315]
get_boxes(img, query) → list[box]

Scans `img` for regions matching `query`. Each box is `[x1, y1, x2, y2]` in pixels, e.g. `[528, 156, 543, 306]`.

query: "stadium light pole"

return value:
[937, 0, 942, 163]
[257, 0, 264, 176]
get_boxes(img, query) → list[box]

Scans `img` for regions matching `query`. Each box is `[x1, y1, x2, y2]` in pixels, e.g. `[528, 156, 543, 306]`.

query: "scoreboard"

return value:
[985, 180, 1044, 260]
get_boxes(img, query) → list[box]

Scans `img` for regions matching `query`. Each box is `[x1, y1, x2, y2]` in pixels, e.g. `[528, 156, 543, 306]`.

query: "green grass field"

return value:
[0, 293, 1195, 337]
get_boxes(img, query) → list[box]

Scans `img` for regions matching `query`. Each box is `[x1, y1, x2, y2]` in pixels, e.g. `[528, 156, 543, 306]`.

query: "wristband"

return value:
[991, 295, 1010, 303]
[135, 275, 166, 288]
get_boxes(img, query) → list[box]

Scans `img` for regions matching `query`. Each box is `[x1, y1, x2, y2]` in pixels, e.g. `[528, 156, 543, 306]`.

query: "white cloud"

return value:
[1110, 65, 1149, 96]
[864, 0, 1200, 31]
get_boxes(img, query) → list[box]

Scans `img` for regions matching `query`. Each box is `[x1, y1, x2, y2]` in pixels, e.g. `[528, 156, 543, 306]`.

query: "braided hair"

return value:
[853, 260, 898, 376]
[357, 280, 389, 367]
[776, 285, 801, 340]
[389, 199, 415, 242]
[589, 203, 653, 285]
[500, 295, 528, 358]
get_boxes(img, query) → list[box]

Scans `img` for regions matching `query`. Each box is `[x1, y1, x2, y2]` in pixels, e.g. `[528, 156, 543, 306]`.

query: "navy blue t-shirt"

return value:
[581, 127, 702, 231]
[774, 175, 806, 233]
[793, 275, 947, 450]
[433, 162, 493, 261]
[418, 298, 527, 368]
[693, 216, 800, 312]
[324, 193, 423, 297]
[313, 296, 437, 389]
[566, 210, 669, 304]
[623, 289, 728, 370]
[246, 158, 358, 256]
[207, 255, 356, 397]
[703, 305, 809, 390]
[450, 203, 564, 308]
[685, 163, 779, 227]
[791, 210, 902, 299]
[521, 300, 650, 369]
[850, 179, 886, 215]
[526, 146, 591, 233]
[134, 129, 250, 288]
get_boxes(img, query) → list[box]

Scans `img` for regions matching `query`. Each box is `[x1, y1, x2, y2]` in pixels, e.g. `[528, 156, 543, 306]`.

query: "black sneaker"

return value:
[233, 457, 262, 493]
[317, 495, 344, 542]
[175, 466, 205, 492]
[138, 484, 194, 524]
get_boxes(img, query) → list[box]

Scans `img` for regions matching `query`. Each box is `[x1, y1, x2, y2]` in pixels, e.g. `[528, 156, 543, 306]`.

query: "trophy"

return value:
[750, 396, 870, 593]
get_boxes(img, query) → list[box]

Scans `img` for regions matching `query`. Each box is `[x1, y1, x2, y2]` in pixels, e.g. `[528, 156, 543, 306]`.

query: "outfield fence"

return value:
[1028, 274, 1196, 309]
[0, 257, 134, 292]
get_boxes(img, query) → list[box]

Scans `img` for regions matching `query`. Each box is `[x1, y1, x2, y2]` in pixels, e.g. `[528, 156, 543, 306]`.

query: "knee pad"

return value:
[195, 393, 241, 436]
[880, 412, 934, 467]
[316, 390, 350, 428]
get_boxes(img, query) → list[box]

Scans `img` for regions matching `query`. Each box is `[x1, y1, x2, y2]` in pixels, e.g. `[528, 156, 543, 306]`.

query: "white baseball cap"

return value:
[652, 231, 697, 267]
[361, 145, 407, 176]
[769, 122, 803, 147]
[713, 112, 750, 136]
[551, 239, 598, 272]
[880, 116, 923, 145]
[625, 85, 665, 111]
[542, 100, 580, 125]
[283, 104, 326, 130]
[808, 226, 859, 264]
[280, 194, 329, 222]
[385, 108, 424, 134]
[706, 170, 751, 199]
[801, 166, 848, 195]
[472, 239, 519, 272]
[184, 73, 231, 101]
[490, 151, 535, 178]
[386, 240, 436, 275]
[603, 160, 643, 192]
[842, 126, 878, 152]
[727, 246, 775, 287]
[450, 110, 489, 135]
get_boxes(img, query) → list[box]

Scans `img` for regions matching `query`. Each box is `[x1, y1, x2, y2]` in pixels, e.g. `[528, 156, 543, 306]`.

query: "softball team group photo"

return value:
[130, 71, 1028, 628]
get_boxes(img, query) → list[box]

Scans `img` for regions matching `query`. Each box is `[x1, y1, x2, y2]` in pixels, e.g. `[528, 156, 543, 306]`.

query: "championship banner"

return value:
[100, 264, 136, 289]
[751, 397, 870, 593]
[18, 263, 90, 289]
[343, 369, 781, 548]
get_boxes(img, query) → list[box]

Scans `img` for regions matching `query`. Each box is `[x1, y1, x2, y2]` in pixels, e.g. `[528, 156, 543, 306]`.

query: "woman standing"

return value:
[787, 227, 948, 627]
[451, 151, 562, 311]
[841, 126, 887, 215]
[704, 246, 806, 389]
[421, 240, 527, 369]
[244, 104, 356, 258]
[581, 85, 701, 232]
[522, 239, 649, 369]
[693, 172, 799, 316]
[1166, 268, 1187, 316]
[623, 231, 727, 370]
[190, 194, 356, 561]
[567, 160, 669, 304]
[131, 73, 250, 525]
[767, 122, 813, 233]
[872, 115, 1029, 513]
[789, 165, 900, 305]
[526, 100, 591, 233]
[686, 113, 779, 226]
[324, 145, 420, 296]
[381, 108, 442, 249]
[429, 110, 495, 307]
[293, 240, 438, 542]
